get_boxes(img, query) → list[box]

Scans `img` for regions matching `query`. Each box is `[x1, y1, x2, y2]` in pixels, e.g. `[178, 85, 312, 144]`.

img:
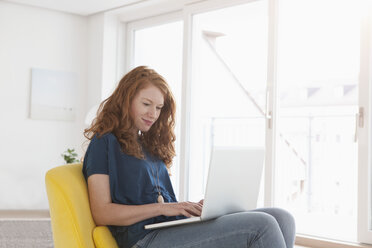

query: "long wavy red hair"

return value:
[84, 66, 176, 168]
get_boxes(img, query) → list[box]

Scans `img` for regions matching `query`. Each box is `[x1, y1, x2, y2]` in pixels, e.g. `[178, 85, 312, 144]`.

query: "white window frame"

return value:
[120, 0, 372, 244]
[358, 10, 372, 244]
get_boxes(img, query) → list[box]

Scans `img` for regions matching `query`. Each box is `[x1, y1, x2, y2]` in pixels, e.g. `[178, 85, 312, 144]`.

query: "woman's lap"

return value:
[135, 208, 295, 248]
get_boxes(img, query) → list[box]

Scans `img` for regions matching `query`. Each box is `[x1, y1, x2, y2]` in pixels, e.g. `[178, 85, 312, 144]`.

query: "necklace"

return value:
[148, 161, 164, 203]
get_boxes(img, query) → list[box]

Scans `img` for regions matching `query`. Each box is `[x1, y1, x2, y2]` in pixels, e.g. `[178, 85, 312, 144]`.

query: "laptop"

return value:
[144, 146, 265, 230]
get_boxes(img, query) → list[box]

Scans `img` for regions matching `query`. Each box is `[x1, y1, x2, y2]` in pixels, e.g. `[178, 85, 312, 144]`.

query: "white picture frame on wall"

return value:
[30, 68, 77, 121]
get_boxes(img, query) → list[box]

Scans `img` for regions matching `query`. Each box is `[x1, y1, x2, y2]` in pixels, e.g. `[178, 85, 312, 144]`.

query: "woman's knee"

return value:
[253, 208, 296, 248]
[226, 212, 281, 233]
[237, 212, 287, 247]
[253, 212, 282, 232]
[254, 208, 295, 229]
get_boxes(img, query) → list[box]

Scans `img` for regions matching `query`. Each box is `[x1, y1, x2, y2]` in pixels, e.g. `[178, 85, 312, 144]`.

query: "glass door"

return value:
[275, 0, 363, 242]
[188, 0, 268, 203]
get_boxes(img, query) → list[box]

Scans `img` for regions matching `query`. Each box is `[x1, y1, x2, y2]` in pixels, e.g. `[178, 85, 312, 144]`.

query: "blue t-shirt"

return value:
[82, 133, 183, 248]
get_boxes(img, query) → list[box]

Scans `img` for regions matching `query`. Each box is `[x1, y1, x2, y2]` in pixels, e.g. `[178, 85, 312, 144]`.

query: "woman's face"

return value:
[130, 84, 164, 132]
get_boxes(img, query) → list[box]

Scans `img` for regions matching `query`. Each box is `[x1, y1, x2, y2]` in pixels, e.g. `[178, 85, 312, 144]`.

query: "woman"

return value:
[83, 66, 295, 248]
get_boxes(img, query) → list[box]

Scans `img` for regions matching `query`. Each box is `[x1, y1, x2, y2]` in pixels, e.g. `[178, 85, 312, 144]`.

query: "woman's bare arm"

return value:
[87, 174, 203, 226]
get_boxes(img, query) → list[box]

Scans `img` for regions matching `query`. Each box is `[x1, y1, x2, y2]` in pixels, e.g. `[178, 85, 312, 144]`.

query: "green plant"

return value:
[61, 148, 80, 164]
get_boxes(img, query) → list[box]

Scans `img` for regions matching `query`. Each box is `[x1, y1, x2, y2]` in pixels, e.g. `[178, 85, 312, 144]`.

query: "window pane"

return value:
[189, 1, 268, 203]
[133, 21, 183, 198]
[276, 0, 363, 241]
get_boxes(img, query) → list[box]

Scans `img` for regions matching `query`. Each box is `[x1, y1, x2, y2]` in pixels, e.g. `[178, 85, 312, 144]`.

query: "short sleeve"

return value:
[83, 135, 109, 179]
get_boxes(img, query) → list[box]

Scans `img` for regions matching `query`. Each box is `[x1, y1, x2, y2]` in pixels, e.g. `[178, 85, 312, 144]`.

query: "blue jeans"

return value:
[133, 208, 296, 248]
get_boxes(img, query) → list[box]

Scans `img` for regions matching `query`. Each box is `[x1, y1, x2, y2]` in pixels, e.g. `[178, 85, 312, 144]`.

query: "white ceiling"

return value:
[3, 0, 146, 16]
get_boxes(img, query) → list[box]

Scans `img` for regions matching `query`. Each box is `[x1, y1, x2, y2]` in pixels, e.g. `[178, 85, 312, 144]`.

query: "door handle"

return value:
[354, 107, 364, 142]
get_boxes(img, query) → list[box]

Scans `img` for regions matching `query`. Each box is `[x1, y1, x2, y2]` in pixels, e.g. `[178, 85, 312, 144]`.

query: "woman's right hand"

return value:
[160, 201, 203, 218]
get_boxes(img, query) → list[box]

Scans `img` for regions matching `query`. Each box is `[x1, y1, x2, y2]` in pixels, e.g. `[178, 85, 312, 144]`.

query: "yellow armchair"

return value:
[45, 163, 119, 248]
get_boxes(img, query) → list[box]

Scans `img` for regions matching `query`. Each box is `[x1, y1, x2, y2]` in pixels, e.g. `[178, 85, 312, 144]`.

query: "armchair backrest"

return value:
[45, 163, 118, 248]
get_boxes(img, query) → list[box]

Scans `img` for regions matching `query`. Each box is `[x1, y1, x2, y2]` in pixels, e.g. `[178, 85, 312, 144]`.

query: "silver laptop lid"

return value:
[201, 147, 265, 220]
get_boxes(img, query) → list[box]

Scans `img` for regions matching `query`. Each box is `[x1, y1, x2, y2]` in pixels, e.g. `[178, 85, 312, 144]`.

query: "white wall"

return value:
[86, 12, 121, 108]
[0, 2, 88, 209]
[87, 13, 104, 109]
